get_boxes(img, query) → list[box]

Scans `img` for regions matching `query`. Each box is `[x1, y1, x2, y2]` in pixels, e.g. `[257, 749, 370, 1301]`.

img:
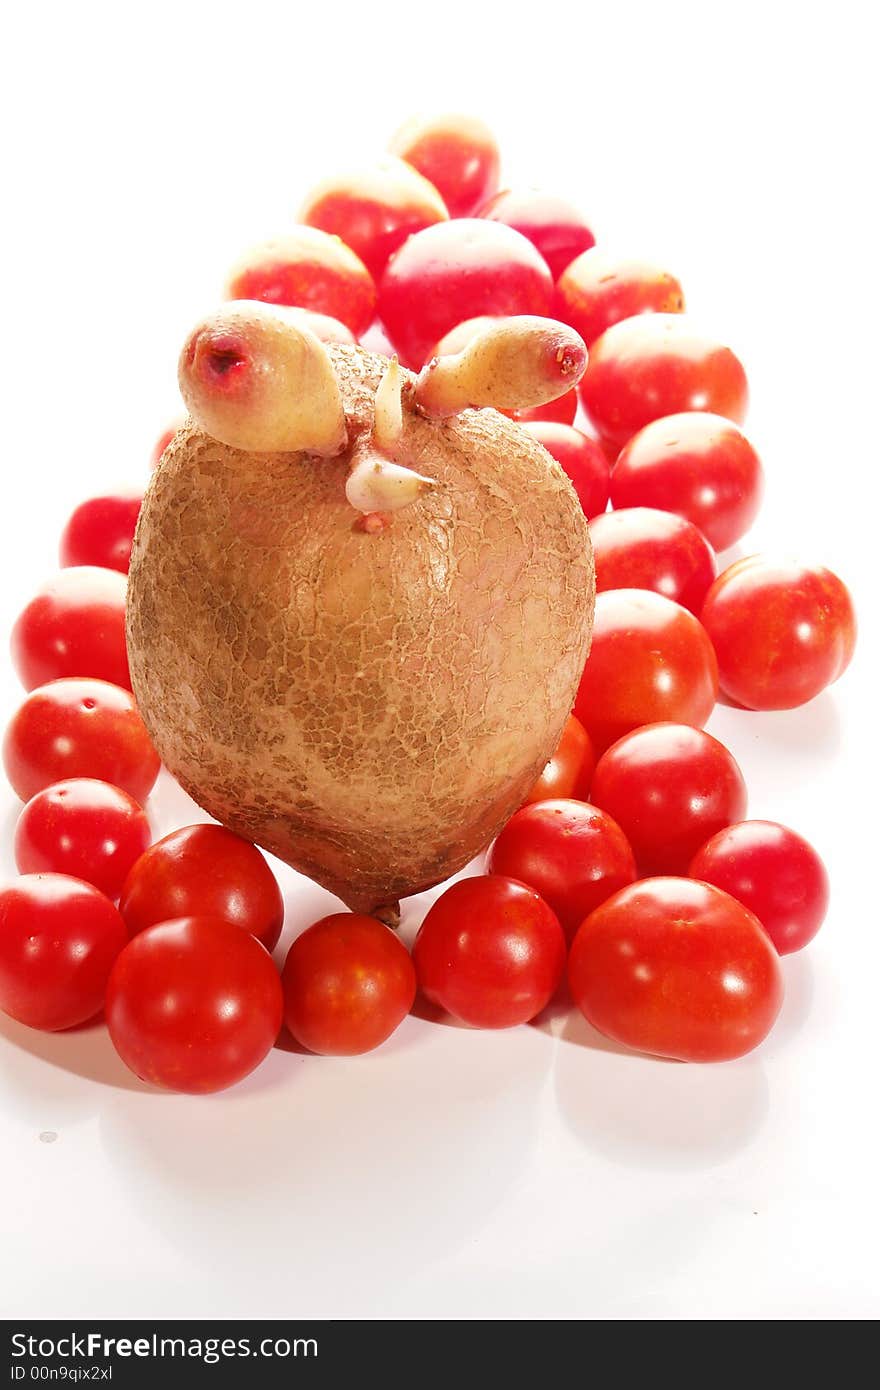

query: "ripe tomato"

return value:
[522, 714, 595, 805]
[523, 421, 611, 518]
[589, 507, 717, 614]
[512, 390, 578, 426]
[11, 567, 130, 691]
[554, 250, 685, 346]
[700, 557, 856, 709]
[488, 799, 637, 940]
[59, 492, 143, 574]
[412, 875, 565, 1028]
[580, 316, 749, 448]
[590, 723, 747, 875]
[389, 113, 500, 217]
[226, 227, 376, 339]
[610, 412, 764, 551]
[480, 189, 596, 279]
[3, 678, 160, 805]
[568, 877, 783, 1062]
[106, 916, 283, 1093]
[0, 873, 128, 1031]
[574, 589, 718, 753]
[690, 820, 829, 954]
[282, 914, 416, 1055]
[15, 779, 151, 900]
[119, 823, 283, 951]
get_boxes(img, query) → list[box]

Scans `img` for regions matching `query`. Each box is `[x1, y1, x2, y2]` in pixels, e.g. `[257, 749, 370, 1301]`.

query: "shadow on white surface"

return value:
[0, 1012, 152, 1098]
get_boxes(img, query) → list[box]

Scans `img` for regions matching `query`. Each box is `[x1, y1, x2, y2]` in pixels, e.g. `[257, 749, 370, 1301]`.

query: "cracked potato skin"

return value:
[126, 345, 594, 914]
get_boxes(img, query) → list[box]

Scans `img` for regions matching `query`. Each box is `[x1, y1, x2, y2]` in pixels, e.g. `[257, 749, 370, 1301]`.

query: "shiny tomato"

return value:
[701, 557, 857, 709]
[59, 492, 143, 574]
[389, 113, 500, 217]
[226, 227, 376, 339]
[523, 422, 611, 518]
[522, 714, 595, 805]
[689, 820, 829, 955]
[282, 914, 416, 1055]
[15, 779, 151, 900]
[574, 589, 719, 753]
[554, 250, 685, 346]
[106, 916, 283, 1093]
[610, 412, 764, 550]
[590, 723, 747, 875]
[512, 390, 578, 425]
[3, 678, 160, 804]
[488, 799, 637, 940]
[11, 567, 130, 691]
[568, 877, 783, 1062]
[0, 873, 128, 1031]
[119, 823, 283, 951]
[580, 315, 749, 447]
[480, 189, 596, 279]
[413, 875, 565, 1028]
[589, 507, 717, 614]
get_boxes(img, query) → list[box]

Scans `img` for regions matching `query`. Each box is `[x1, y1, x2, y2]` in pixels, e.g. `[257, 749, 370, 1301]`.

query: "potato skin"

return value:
[127, 345, 593, 914]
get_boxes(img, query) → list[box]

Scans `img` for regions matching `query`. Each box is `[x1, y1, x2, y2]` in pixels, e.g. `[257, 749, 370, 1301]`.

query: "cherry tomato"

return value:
[488, 799, 637, 940]
[226, 227, 376, 339]
[413, 875, 565, 1028]
[523, 422, 610, 518]
[11, 567, 130, 691]
[59, 492, 143, 574]
[568, 877, 783, 1062]
[300, 157, 448, 278]
[580, 315, 749, 448]
[0, 873, 128, 1031]
[389, 113, 500, 217]
[522, 714, 595, 805]
[610, 412, 764, 550]
[119, 823, 283, 951]
[282, 913, 416, 1055]
[574, 590, 719, 753]
[378, 220, 553, 367]
[151, 419, 184, 470]
[15, 779, 151, 900]
[480, 189, 596, 279]
[589, 507, 717, 614]
[106, 916, 283, 1093]
[512, 391, 578, 425]
[689, 820, 829, 955]
[3, 678, 160, 805]
[700, 557, 857, 709]
[590, 723, 747, 875]
[554, 250, 685, 346]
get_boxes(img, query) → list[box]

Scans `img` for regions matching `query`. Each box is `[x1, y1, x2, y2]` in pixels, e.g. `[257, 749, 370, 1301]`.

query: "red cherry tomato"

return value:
[282, 913, 416, 1055]
[378, 220, 553, 367]
[589, 507, 717, 614]
[480, 189, 596, 279]
[590, 723, 747, 875]
[574, 589, 718, 753]
[488, 799, 637, 940]
[106, 916, 283, 1093]
[15, 779, 151, 900]
[610, 412, 764, 551]
[413, 875, 565, 1028]
[119, 823, 283, 951]
[389, 113, 500, 217]
[0, 873, 128, 1031]
[689, 820, 829, 955]
[151, 419, 184, 470]
[523, 422, 610, 518]
[512, 390, 578, 425]
[522, 714, 596, 805]
[568, 877, 783, 1062]
[701, 557, 856, 709]
[11, 567, 130, 691]
[555, 250, 685, 346]
[580, 315, 749, 448]
[226, 227, 376, 339]
[3, 678, 160, 805]
[300, 157, 449, 278]
[59, 493, 143, 574]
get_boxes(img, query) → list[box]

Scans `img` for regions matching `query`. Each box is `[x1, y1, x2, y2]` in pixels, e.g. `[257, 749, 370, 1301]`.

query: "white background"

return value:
[1, 0, 878, 1321]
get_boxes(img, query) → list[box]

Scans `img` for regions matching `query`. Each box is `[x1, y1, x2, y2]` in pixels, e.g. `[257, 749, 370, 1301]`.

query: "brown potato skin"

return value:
[127, 345, 594, 914]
